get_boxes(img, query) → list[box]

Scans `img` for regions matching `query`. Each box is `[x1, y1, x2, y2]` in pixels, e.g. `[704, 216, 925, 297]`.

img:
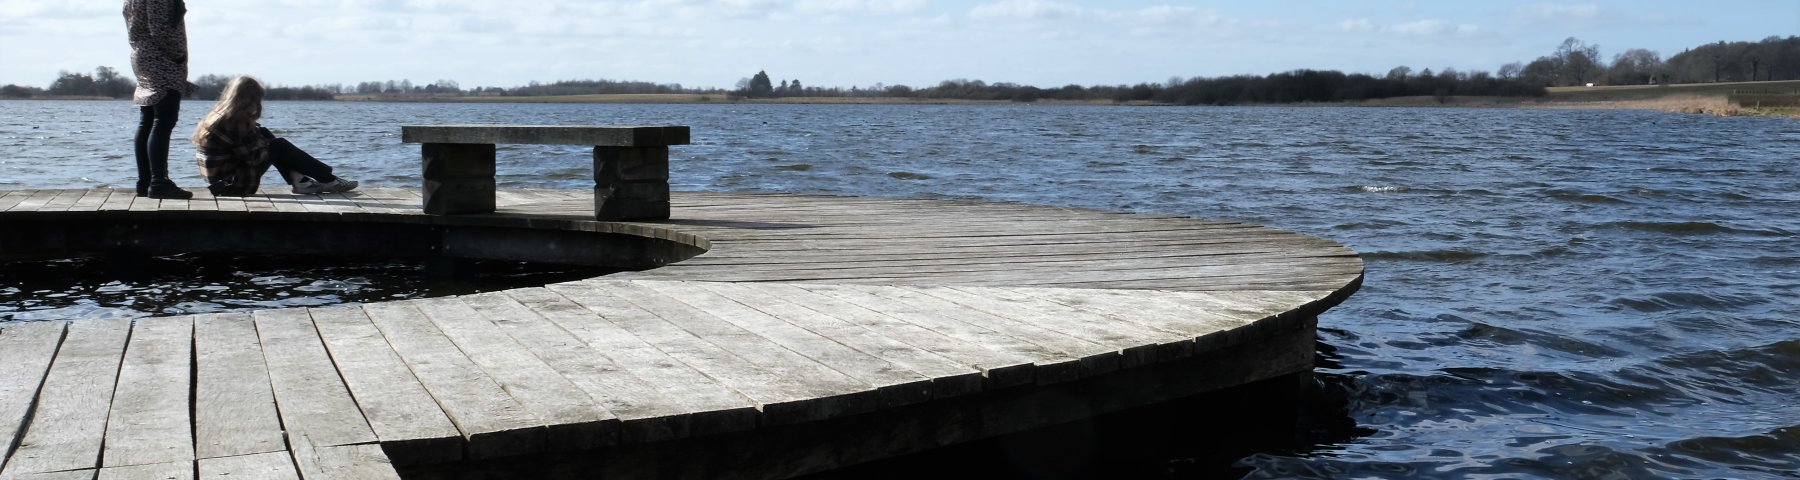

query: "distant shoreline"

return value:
[11, 80, 1795, 118]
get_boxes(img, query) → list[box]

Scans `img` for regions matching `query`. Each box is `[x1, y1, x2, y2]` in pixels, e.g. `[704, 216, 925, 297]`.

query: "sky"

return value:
[1, 0, 1795, 90]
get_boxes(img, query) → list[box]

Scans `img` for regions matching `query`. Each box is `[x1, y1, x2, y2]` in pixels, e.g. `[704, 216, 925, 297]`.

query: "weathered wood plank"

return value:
[1000, 287, 1249, 348]
[39, 190, 83, 212]
[0, 191, 29, 211]
[67, 189, 108, 212]
[546, 281, 865, 426]
[692, 281, 986, 399]
[501, 288, 759, 437]
[2, 318, 131, 475]
[835, 284, 1114, 382]
[96, 461, 190, 480]
[926, 286, 1175, 368]
[96, 190, 135, 211]
[456, 291, 696, 443]
[197, 452, 299, 480]
[7, 190, 59, 212]
[305, 306, 462, 466]
[193, 313, 285, 460]
[241, 194, 277, 213]
[185, 192, 218, 213]
[0, 321, 66, 473]
[289, 435, 400, 480]
[360, 301, 546, 460]
[796, 283, 1084, 384]
[3, 469, 97, 480]
[409, 298, 618, 452]
[606, 281, 879, 405]
[746, 283, 1037, 389]
[103, 316, 195, 468]
[211, 194, 247, 213]
[401, 125, 689, 147]
[125, 193, 159, 212]
[252, 309, 377, 449]
[642, 280, 932, 408]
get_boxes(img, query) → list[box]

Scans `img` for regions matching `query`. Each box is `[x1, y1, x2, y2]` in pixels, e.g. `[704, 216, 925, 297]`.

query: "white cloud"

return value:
[969, 0, 1086, 21]
[1513, 3, 1602, 22]
[0, 0, 113, 19]
[1390, 19, 1450, 35]
[1336, 18, 1490, 38]
[1338, 18, 1375, 32]
[794, 0, 928, 14]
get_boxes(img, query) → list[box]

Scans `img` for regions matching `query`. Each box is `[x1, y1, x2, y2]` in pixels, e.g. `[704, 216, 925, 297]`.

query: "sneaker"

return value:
[292, 178, 325, 194]
[316, 178, 358, 193]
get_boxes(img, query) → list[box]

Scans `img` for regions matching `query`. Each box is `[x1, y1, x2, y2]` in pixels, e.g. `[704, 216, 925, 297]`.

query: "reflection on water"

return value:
[3, 101, 1797, 479]
[0, 254, 614, 321]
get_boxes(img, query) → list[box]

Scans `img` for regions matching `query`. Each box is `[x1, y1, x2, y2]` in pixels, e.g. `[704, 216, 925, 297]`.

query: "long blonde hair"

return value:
[193, 76, 266, 146]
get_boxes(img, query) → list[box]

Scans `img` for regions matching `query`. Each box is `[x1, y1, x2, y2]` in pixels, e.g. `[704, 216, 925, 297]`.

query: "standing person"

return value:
[193, 76, 358, 196]
[125, 0, 197, 199]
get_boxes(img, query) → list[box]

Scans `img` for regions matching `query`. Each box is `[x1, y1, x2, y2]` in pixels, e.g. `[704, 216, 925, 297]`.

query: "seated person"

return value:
[192, 76, 357, 196]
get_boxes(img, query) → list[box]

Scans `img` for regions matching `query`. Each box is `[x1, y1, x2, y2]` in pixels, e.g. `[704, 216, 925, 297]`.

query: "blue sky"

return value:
[1, 0, 1794, 90]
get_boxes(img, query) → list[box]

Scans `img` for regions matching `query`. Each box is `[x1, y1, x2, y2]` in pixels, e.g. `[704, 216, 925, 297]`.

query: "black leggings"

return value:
[134, 91, 180, 181]
[269, 137, 338, 184]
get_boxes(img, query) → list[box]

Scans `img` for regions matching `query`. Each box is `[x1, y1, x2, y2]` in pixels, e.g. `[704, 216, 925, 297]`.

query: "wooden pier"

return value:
[0, 188, 1363, 479]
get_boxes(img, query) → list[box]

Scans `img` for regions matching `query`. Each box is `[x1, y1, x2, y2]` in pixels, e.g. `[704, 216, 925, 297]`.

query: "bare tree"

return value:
[1497, 62, 1523, 80]
[1554, 37, 1602, 86]
[1385, 66, 1412, 82]
[1607, 48, 1662, 85]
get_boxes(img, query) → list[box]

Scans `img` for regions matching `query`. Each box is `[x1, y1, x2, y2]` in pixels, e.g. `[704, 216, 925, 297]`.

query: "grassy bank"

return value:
[1347, 80, 1800, 119]
[1539, 80, 1800, 118]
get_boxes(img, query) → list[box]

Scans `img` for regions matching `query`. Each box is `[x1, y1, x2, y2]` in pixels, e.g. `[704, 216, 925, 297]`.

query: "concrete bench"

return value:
[400, 125, 690, 220]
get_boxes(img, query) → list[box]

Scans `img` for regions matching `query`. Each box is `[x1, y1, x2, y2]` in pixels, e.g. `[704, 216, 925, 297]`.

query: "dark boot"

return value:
[146, 179, 192, 199]
[146, 154, 192, 200]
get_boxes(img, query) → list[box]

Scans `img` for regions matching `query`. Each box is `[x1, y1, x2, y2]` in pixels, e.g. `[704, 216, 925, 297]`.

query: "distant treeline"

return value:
[4, 35, 1794, 104]
[0, 70, 335, 101]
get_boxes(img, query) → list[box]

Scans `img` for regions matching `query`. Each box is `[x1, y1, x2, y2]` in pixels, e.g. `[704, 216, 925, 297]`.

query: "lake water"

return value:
[3, 100, 1798, 479]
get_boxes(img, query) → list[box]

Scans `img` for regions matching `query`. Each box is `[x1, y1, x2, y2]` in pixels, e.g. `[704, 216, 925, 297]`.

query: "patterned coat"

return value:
[195, 124, 275, 196]
[124, 0, 197, 106]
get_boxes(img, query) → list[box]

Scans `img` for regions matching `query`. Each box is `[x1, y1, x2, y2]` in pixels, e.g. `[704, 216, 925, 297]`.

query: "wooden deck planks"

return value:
[546, 281, 873, 426]
[305, 306, 463, 466]
[2, 318, 131, 476]
[796, 284, 1086, 385]
[745, 283, 1038, 389]
[409, 298, 620, 452]
[192, 314, 285, 460]
[96, 461, 191, 480]
[252, 309, 378, 450]
[457, 291, 701, 443]
[691, 282, 987, 399]
[103, 316, 195, 468]
[0, 187, 1362, 478]
[642, 280, 936, 408]
[501, 287, 761, 437]
[359, 302, 547, 460]
[0, 321, 66, 473]
[289, 436, 399, 480]
[197, 452, 299, 480]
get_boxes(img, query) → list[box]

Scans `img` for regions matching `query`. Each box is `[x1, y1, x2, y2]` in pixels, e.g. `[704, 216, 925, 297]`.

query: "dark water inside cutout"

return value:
[0, 254, 617, 321]
[4, 100, 1798, 479]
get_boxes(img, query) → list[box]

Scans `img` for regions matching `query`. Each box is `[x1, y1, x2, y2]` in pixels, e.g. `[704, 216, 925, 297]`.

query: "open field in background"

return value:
[1538, 80, 1800, 118]
[1544, 80, 1800, 101]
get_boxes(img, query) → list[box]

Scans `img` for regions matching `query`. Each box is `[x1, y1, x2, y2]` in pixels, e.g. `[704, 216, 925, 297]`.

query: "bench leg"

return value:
[593, 146, 671, 221]
[421, 143, 497, 215]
